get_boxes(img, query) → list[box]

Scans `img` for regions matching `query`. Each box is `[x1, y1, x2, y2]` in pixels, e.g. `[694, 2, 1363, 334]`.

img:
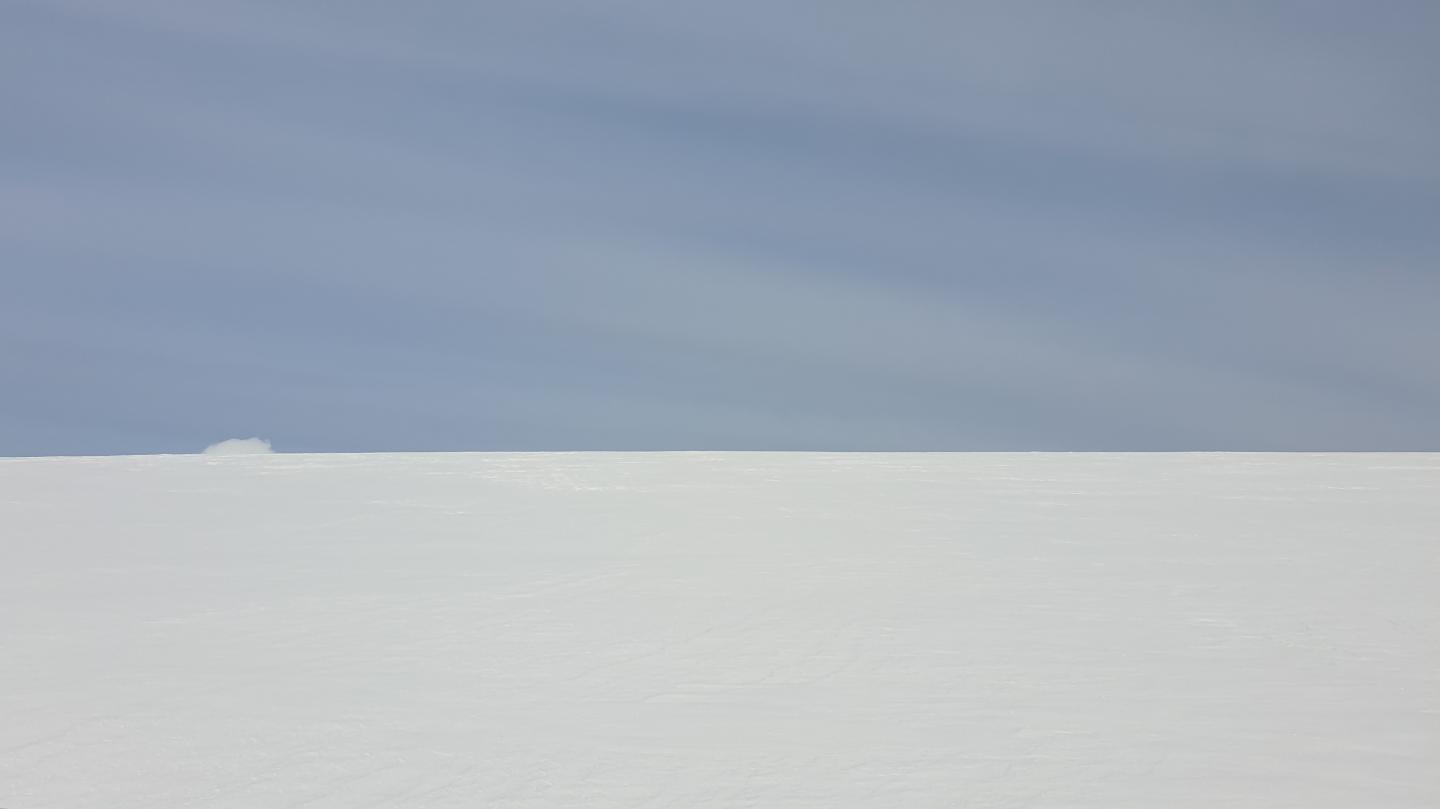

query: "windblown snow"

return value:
[2, 452, 1436, 807]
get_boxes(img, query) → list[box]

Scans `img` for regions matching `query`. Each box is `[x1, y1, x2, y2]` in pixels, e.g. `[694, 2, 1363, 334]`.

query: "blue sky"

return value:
[3, 1, 1438, 454]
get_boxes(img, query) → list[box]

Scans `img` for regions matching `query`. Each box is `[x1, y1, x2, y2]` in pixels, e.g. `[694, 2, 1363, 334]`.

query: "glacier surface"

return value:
[2, 452, 1436, 807]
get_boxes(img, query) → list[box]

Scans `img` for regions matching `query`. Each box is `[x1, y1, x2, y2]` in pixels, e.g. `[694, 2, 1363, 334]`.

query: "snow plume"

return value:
[202, 437, 273, 455]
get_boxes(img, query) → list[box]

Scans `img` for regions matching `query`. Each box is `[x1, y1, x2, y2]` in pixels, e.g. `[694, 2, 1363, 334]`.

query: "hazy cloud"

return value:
[1, 1, 1437, 454]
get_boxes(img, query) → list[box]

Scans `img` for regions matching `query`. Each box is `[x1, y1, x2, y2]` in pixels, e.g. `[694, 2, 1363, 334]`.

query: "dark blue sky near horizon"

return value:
[3, 1, 1438, 454]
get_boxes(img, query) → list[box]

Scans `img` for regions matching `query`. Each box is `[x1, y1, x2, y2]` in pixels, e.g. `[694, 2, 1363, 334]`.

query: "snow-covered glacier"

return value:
[2, 452, 1436, 807]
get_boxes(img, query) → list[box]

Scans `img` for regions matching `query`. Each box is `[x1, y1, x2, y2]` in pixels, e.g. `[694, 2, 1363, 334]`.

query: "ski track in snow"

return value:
[1, 452, 1436, 807]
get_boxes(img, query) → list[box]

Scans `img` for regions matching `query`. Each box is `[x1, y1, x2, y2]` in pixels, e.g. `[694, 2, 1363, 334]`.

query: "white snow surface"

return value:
[2, 452, 1436, 807]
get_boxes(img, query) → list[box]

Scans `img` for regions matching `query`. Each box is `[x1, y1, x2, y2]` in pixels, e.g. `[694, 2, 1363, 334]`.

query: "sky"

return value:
[3, 1, 1438, 454]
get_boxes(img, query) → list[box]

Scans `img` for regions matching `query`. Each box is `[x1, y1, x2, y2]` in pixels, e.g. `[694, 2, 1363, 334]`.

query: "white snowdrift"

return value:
[1, 452, 1435, 807]
[201, 437, 273, 455]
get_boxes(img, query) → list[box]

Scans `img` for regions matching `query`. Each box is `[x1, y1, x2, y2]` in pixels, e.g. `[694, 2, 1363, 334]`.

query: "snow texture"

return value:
[1, 452, 1436, 807]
